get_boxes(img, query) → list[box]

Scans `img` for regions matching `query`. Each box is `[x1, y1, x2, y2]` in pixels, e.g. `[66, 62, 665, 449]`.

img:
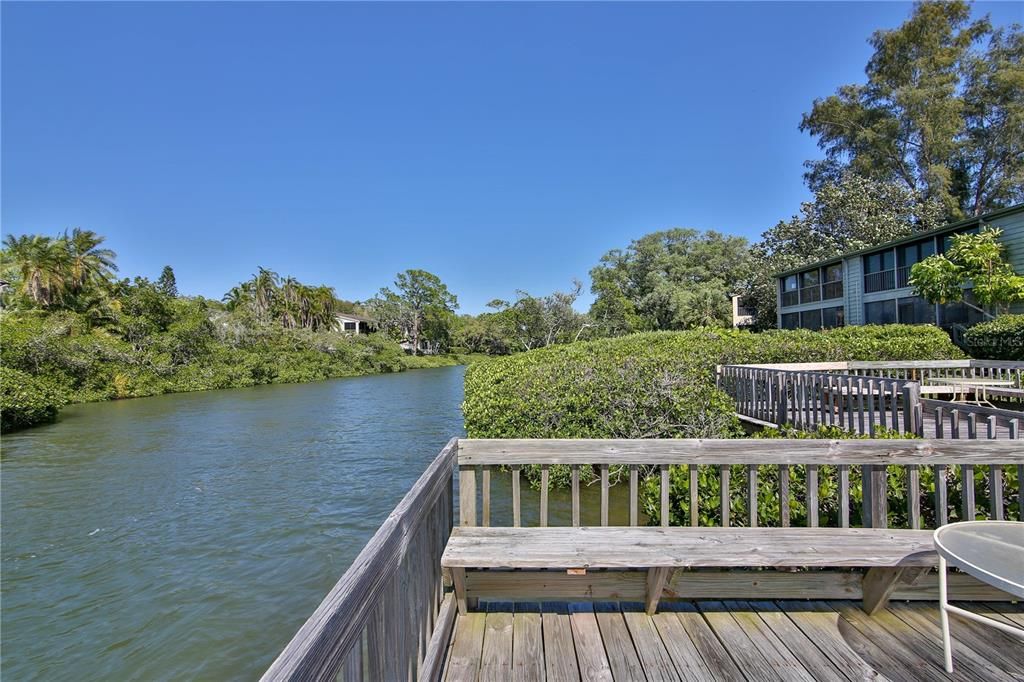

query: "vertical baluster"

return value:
[807, 465, 819, 527]
[540, 464, 549, 527]
[629, 464, 638, 527]
[512, 465, 521, 527]
[482, 466, 491, 527]
[571, 465, 580, 527]
[839, 465, 849, 528]
[802, 374, 811, 427]
[1010, 420, 1023, 521]
[987, 416, 1003, 520]
[459, 465, 477, 527]
[600, 464, 609, 527]
[950, 409, 961, 439]
[967, 413, 977, 440]
[907, 465, 920, 530]
[867, 379, 876, 437]
[689, 464, 698, 527]
[779, 464, 790, 527]
[817, 374, 827, 426]
[837, 378, 845, 429]
[890, 382, 900, 431]
[747, 465, 758, 528]
[962, 462, 975, 522]
[661, 464, 670, 527]
[720, 465, 731, 527]
[935, 464, 948, 527]
[856, 378, 866, 435]
[845, 377, 855, 432]
[934, 407, 944, 438]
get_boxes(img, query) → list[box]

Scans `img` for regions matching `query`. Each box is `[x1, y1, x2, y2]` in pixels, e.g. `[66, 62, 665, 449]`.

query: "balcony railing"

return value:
[781, 291, 799, 307]
[822, 281, 843, 300]
[896, 266, 912, 289]
[864, 269, 895, 293]
[799, 285, 821, 303]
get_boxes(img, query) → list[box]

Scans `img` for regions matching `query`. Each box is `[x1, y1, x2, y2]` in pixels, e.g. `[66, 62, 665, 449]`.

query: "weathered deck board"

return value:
[440, 600, 1023, 681]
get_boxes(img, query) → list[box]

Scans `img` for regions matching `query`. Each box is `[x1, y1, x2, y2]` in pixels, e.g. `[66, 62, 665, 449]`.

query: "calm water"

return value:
[1, 366, 467, 681]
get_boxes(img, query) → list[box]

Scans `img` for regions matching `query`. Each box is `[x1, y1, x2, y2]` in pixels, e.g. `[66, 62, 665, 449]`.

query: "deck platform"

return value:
[441, 600, 1024, 681]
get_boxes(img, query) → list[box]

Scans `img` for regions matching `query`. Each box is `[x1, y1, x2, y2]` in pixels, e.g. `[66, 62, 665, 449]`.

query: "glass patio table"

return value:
[934, 521, 1024, 672]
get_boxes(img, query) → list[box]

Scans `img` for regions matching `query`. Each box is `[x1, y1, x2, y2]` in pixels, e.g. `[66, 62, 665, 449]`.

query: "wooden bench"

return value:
[442, 526, 936, 617]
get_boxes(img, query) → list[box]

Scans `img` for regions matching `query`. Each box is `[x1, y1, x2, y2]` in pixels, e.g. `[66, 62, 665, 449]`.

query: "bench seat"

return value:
[441, 527, 937, 616]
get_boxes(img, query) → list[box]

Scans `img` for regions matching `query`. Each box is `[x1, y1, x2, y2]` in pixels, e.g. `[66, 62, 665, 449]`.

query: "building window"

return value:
[781, 312, 799, 329]
[864, 250, 895, 292]
[864, 300, 897, 325]
[781, 275, 799, 307]
[938, 290, 986, 327]
[897, 296, 935, 325]
[800, 308, 822, 330]
[822, 306, 845, 328]
[822, 264, 843, 299]
[343, 321, 357, 331]
[896, 239, 936, 287]
[800, 270, 821, 303]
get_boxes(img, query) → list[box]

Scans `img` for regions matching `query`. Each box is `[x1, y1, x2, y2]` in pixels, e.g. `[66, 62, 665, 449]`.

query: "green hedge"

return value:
[464, 325, 962, 440]
[463, 325, 963, 490]
[963, 315, 1024, 360]
[1, 367, 67, 432]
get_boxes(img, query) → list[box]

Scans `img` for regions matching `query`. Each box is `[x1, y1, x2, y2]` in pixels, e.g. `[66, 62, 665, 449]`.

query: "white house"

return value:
[335, 313, 375, 334]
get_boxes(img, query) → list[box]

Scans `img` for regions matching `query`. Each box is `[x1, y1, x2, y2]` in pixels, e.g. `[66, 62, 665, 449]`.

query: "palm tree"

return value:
[222, 283, 253, 311]
[1, 234, 68, 306]
[251, 267, 279, 323]
[63, 228, 117, 293]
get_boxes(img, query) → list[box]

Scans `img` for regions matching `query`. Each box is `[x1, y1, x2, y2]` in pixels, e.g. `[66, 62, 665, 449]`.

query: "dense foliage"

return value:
[464, 325, 963, 488]
[588, 229, 750, 335]
[963, 314, 1024, 360]
[1, 366, 66, 432]
[911, 227, 1024, 316]
[0, 228, 472, 432]
[801, 1, 1023, 217]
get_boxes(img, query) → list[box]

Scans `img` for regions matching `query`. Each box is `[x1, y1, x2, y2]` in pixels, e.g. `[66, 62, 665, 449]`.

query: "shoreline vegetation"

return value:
[0, 228, 487, 433]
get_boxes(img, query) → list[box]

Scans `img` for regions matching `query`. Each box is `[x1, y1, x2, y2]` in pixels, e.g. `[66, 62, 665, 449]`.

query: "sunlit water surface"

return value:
[2, 366, 467, 680]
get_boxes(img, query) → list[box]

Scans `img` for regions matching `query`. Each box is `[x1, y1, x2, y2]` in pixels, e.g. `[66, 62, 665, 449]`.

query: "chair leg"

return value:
[939, 556, 953, 673]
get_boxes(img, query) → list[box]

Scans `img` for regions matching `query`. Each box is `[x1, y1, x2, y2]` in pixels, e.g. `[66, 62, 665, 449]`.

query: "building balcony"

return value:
[822, 281, 843, 300]
[864, 269, 895, 293]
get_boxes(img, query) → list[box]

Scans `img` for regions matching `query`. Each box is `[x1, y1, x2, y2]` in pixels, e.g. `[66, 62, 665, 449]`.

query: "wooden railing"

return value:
[457, 439, 1024, 531]
[718, 361, 1024, 438]
[262, 438, 457, 682]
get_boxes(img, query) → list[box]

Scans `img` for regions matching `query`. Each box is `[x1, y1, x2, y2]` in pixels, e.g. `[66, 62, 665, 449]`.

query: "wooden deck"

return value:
[442, 600, 1024, 681]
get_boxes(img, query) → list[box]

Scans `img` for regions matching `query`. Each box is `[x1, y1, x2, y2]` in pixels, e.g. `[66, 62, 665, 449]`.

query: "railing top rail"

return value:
[919, 398, 1024, 421]
[261, 437, 458, 681]
[720, 360, 1022, 371]
[457, 438, 1023, 466]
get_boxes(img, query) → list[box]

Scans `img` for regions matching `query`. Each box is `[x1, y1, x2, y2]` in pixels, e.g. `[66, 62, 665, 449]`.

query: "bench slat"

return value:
[441, 527, 936, 569]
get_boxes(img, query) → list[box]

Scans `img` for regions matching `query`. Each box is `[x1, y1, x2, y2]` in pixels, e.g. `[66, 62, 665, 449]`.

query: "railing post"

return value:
[776, 373, 788, 426]
[901, 383, 922, 437]
[862, 465, 887, 529]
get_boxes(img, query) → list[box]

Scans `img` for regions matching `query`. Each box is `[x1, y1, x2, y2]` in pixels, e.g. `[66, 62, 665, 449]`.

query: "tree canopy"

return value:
[588, 228, 750, 334]
[367, 269, 458, 354]
[910, 226, 1024, 316]
[801, 0, 1023, 218]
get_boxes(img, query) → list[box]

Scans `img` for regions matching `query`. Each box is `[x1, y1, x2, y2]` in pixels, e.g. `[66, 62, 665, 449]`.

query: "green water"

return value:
[1, 367, 468, 681]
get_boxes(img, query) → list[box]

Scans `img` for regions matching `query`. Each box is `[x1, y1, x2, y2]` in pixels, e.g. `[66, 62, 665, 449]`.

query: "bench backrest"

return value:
[456, 438, 1024, 531]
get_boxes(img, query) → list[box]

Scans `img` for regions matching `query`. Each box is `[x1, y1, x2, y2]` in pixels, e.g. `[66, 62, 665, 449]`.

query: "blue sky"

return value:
[3, 2, 1021, 313]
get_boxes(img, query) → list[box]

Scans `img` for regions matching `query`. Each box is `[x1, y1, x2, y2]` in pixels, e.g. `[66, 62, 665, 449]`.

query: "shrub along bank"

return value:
[0, 310, 468, 432]
[463, 325, 967, 524]
[963, 314, 1024, 361]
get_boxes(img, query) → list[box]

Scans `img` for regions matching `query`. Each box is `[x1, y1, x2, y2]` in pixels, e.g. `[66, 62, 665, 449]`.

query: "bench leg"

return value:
[451, 568, 468, 616]
[862, 567, 906, 615]
[645, 568, 673, 615]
